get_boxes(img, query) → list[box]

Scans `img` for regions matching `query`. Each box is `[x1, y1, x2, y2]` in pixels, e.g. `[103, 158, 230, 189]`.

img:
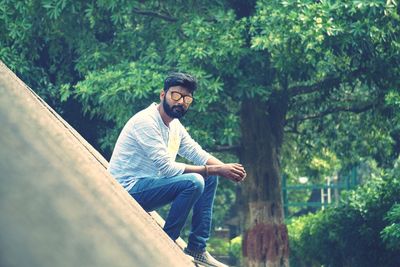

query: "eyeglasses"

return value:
[170, 91, 194, 104]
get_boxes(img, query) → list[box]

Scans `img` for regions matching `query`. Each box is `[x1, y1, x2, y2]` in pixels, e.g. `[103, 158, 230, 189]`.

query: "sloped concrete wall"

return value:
[0, 61, 194, 267]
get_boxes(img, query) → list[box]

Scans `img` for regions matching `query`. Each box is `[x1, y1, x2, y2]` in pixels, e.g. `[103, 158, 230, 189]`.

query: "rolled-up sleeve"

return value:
[132, 119, 185, 177]
[178, 125, 212, 166]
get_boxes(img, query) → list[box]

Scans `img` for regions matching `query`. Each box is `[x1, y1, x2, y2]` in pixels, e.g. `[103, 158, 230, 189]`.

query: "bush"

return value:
[207, 237, 230, 255]
[288, 159, 400, 267]
[381, 204, 400, 250]
[229, 236, 242, 266]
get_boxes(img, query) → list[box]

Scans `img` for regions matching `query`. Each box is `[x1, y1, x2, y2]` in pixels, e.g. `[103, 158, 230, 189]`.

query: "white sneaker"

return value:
[184, 247, 229, 267]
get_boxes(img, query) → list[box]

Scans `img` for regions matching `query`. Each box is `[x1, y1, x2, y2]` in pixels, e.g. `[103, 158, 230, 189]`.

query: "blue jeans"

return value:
[128, 173, 218, 252]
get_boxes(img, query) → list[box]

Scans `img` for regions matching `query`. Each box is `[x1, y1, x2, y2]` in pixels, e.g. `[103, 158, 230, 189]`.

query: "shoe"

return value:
[184, 247, 229, 267]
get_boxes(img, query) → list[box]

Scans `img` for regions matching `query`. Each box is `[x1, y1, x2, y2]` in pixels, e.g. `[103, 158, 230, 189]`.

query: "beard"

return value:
[162, 96, 188, 119]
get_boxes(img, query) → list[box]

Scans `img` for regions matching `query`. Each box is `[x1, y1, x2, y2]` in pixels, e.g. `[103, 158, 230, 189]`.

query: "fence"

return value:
[282, 168, 359, 217]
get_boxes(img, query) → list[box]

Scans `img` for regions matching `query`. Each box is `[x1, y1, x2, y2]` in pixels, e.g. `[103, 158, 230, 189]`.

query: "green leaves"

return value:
[42, 0, 68, 19]
[288, 158, 400, 266]
[381, 204, 400, 250]
[251, 0, 399, 83]
[310, 148, 341, 177]
[75, 61, 164, 112]
[385, 90, 400, 108]
[171, 11, 245, 72]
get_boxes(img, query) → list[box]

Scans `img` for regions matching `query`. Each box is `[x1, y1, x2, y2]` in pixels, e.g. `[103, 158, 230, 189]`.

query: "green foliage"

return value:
[207, 237, 230, 255]
[253, 0, 400, 170]
[385, 90, 400, 109]
[288, 158, 400, 267]
[287, 213, 319, 267]
[229, 235, 242, 265]
[251, 0, 399, 77]
[75, 61, 165, 122]
[309, 148, 341, 177]
[2, 0, 399, 163]
[381, 203, 400, 250]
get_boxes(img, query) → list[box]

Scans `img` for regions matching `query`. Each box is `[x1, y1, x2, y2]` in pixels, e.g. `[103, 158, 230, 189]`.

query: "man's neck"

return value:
[157, 104, 173, 126]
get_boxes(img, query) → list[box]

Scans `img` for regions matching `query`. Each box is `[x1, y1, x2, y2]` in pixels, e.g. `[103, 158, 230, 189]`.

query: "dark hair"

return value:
[163, 72, 197, 93]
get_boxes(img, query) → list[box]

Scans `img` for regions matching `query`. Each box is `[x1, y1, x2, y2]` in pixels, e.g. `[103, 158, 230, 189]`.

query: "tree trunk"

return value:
[239, 94, 289, 267]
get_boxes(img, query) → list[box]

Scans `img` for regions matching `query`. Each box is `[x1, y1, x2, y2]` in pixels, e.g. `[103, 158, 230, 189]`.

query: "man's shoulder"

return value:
[130, 103, 158, 125]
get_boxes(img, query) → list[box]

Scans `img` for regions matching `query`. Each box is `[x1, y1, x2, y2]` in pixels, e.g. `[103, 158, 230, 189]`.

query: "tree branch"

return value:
[288, 76, 341, 97]
[283, 126, 301, 135]
[132, 7, 219, 24]
[132, 7, 178, 22]
[288, 69, 364, 97]
[207, 145, 241, 153]
[286, 101, 375, 124]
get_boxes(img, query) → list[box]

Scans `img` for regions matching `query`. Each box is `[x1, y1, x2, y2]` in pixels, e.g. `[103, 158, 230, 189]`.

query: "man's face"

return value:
[161, 86, 193, 119]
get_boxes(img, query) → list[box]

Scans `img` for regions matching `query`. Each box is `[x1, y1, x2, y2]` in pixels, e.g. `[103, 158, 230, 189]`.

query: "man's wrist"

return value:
[207, 165, 220, 176]
[204, 165, 209, 177]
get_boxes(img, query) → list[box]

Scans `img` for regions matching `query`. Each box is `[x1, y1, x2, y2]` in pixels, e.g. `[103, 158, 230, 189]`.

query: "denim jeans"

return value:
[128, 173, 218, 252]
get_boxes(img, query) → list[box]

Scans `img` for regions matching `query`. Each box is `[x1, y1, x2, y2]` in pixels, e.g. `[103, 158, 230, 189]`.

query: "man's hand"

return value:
[209, 163, 246, 183]
[184, 156, 247, 183]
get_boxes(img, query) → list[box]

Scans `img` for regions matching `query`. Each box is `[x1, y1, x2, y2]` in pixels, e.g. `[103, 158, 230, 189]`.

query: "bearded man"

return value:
[109, 72, 246, 267]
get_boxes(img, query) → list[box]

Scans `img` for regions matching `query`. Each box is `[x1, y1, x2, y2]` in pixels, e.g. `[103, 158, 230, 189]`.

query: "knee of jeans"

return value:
[188, 173, 205, 194]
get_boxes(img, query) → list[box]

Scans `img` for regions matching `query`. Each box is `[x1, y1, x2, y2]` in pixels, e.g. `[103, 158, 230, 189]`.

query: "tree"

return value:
[240, 2, 399, 265]
[1, 0, 399, 266]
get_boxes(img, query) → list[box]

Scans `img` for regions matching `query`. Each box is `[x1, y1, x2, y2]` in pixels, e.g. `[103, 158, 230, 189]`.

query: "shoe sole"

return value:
[192, 259, 229, 267]
[192, 259, 216, 267]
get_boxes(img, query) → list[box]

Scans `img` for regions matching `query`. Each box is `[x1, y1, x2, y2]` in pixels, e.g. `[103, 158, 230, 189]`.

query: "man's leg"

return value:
[187, 175, 218, 252]
[184, 176, 229, 267]
[128, 173, 205, 241]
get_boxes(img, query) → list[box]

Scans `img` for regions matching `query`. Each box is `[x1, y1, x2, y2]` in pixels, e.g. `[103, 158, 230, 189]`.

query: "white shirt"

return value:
[108, 103, 211, 191]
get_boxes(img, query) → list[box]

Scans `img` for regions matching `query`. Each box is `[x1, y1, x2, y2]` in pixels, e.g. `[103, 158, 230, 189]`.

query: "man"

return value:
[109, 72, 246, 267]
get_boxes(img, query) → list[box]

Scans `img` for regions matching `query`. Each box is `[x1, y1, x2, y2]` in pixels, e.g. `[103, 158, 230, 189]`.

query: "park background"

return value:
[1, 0, 399, 266]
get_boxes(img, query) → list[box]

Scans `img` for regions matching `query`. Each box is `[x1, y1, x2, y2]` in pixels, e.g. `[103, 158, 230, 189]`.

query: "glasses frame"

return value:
[170, 91, 194, 104]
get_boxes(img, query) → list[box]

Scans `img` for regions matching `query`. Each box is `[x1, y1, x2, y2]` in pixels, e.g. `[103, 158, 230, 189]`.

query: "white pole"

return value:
[327, 176, 332, 204]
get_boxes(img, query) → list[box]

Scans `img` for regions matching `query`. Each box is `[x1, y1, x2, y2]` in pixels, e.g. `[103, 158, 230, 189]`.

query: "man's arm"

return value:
[183, 155, 246, 182]
[178, 124, 246, 182]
